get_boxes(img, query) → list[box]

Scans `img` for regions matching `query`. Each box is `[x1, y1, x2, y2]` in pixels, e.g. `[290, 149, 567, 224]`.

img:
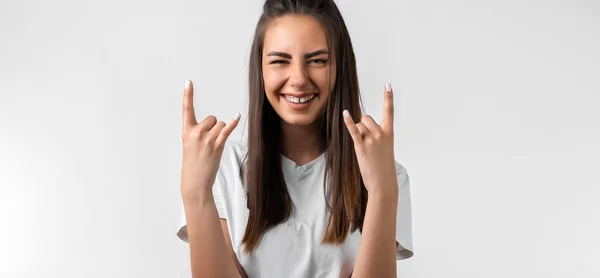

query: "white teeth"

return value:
[286, 94, 315, 104]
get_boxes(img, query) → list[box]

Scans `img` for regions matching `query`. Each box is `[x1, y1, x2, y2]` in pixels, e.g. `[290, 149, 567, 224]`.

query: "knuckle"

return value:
[182, 130, 198, 143]
[181, 130, 190, 139]
[353, 144, 362, 153]
[190, 127, 203, 138]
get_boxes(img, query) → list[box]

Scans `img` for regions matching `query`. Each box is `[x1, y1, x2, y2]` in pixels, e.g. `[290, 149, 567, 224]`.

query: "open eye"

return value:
[309, 59, 328, 64]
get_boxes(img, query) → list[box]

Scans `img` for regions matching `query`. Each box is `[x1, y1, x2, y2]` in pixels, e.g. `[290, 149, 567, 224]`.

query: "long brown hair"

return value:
[242, 0, 366, 253]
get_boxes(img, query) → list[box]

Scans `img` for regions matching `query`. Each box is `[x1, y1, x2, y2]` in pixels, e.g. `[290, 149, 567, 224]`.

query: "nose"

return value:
[289, 62, 309, 89]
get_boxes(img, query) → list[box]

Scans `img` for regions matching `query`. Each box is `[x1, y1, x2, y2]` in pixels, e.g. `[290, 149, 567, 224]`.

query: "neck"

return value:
[280, 118, 325, 166]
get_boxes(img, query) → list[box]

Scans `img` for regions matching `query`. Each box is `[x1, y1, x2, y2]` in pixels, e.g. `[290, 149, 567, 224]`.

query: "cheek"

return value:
[262, 68, 286, 94]
[310, 69, 335, 92]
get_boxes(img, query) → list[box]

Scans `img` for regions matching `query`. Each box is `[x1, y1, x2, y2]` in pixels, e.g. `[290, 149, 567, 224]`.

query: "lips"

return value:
[283, 92, 315, 97]
[285, 94, 315, 104]
[280, 94, 317, 110]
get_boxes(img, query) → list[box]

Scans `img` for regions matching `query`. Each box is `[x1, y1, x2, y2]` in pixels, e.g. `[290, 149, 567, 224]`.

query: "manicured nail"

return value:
[233, 112, 241, 121]
[185, 80, 191, 89]
[343, 110, 350, 118]
[385, 83, 392, 93]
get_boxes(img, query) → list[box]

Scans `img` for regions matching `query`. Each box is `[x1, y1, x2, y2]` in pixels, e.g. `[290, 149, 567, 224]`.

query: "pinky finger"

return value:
[343, 110, 363, 145]
[216, 112, 241, 146]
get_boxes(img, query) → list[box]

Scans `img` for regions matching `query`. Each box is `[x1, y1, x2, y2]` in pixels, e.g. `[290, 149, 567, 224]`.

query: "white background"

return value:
[1, 0, 599, 277]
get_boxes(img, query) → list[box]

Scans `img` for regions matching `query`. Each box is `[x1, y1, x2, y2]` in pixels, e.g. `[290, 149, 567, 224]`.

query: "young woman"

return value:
[177, 0, 413, 277]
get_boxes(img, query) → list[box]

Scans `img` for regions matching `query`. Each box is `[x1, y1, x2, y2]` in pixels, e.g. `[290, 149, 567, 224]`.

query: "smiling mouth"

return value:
[280, 93, 318, 110]
[283, 94, 316, 104]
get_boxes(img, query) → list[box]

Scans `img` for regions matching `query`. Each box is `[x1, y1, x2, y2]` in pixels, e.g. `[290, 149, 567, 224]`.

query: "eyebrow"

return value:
[266, 49, 329, 59]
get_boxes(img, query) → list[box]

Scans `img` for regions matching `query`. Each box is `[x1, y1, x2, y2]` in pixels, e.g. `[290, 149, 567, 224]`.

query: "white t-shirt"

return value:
[177, 140, 414, 278]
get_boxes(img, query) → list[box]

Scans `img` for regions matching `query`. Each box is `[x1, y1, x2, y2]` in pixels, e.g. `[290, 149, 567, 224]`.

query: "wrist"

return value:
[181, 186, 214, 208]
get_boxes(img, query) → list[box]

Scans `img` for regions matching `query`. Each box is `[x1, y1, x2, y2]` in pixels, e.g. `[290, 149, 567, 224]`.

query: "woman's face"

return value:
[262, 14, 336, 126]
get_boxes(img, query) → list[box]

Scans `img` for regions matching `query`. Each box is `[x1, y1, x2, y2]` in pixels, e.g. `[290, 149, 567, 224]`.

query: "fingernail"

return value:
[185, 80, 191, 89]
[385, 83, 392, 93]
[233, 112, 241, 121]
[343, 110, 350, 118]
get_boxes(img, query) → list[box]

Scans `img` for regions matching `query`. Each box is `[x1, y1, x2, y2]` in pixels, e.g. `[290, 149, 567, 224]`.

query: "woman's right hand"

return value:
[180, 80, 241, 205]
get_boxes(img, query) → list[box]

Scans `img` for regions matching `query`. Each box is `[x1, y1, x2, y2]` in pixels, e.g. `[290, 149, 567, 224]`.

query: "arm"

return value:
[351, 185, 399, 278]
[221, 219, 248, 278]
[179, 80, 243, 278]
[343, 83, 402, 277]
[184, 192, 242, 278]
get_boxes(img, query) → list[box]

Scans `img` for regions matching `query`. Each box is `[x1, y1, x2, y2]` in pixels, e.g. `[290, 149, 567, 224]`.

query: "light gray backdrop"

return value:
[1, 0, 599, 277]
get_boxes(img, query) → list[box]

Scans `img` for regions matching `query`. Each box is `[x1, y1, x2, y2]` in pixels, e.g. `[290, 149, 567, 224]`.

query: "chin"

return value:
[279, 114, 320, 126]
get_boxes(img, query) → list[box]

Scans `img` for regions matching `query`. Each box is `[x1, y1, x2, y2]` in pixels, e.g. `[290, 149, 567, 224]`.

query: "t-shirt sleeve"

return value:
[395, 161, 414, 260]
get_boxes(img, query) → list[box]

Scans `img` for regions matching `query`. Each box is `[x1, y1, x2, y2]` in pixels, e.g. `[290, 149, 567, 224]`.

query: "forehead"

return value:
[263, 14, 329, 54]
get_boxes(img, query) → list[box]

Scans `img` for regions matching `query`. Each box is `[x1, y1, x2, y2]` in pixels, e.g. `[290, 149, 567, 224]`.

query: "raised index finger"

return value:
[380, 83, 394, 132]
[182, 80, 197, 131]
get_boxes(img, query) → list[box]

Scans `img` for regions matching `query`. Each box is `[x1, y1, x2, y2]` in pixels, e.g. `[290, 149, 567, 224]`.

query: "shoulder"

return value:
[215, 139, 248, 190]
[214, 140, 250, 231]
[221, 139, 248, 167]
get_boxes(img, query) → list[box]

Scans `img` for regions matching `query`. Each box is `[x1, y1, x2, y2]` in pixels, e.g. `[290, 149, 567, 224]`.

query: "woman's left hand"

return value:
[343, 83, 398, 196]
